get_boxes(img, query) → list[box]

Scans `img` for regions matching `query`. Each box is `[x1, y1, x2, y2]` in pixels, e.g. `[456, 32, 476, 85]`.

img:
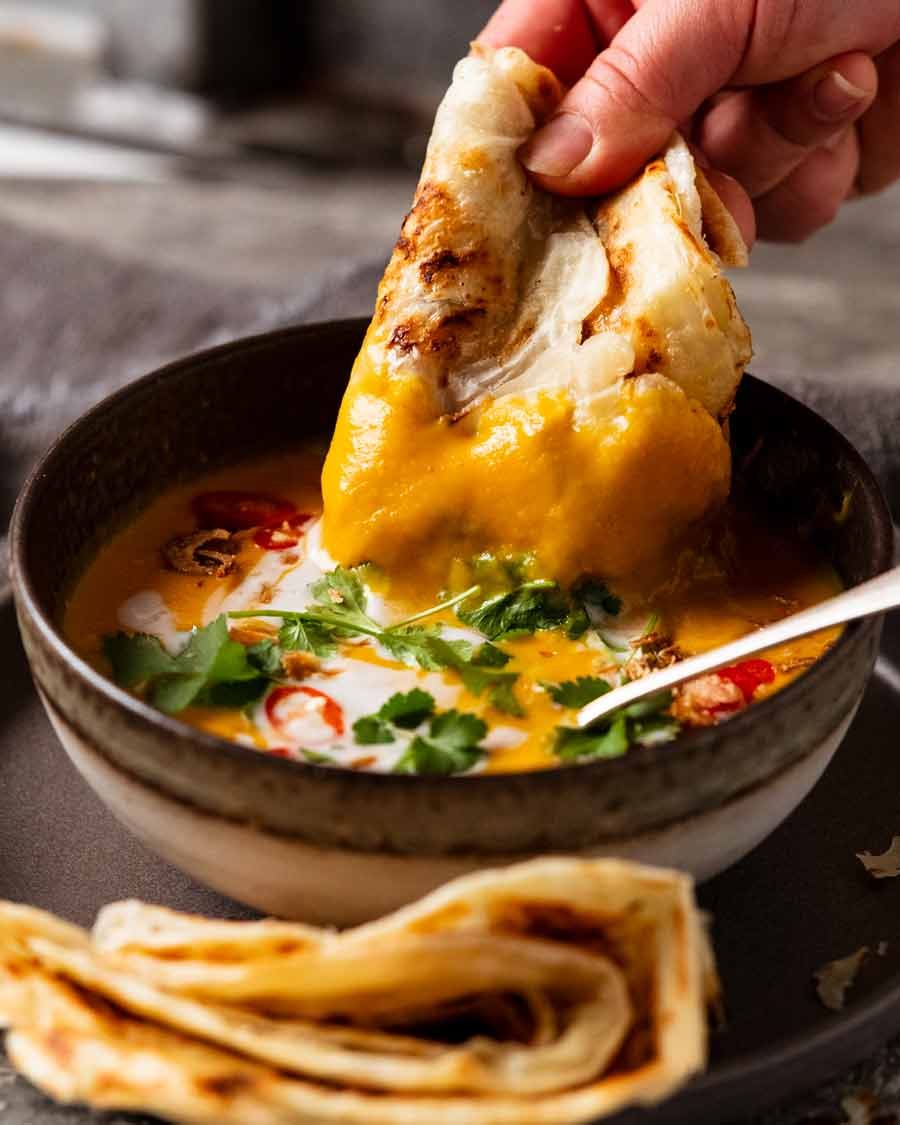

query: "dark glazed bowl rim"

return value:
[9, 318, 895, 796]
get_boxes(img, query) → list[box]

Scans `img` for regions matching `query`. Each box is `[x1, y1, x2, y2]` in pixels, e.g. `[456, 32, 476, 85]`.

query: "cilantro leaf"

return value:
[620, 692, 675, 720]
[554, 715, 630, 761]
[278, 617, 336, 658]
[106, 616, 268, 715]
[394, 709, 487, 776]
[379, 625, 441, 667]
[562, 606, 591, 639]
[308, 567, 375, 634]
[429, 709, 488, 749]
[552, 690, 679, 762]
[150, 673, 207, 714]
[543, 676, 612, 709]
[471, 643, 510, 668]
[352, 715, 396, 745]
[458, 580, 571, 640]
[423, 636, 523, 716]
[353, 689, 437, 745]
[246, 639, 284, 677]
[104, 632, 175, 688]
[378, 688, 436, 728]
[156, 617, 261, 713]
[198, 678, 270, 709]
[460, 664, 523, 717]
[572, 577, 622, 617]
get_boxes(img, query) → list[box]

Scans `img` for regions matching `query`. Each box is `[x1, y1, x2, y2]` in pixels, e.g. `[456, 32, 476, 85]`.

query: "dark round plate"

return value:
[2, 586, 900, 1124]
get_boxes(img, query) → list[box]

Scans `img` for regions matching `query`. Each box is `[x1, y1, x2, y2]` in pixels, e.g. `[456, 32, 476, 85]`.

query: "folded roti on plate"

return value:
[321, 44, 751, 588]
[0, 858, 715, 1124]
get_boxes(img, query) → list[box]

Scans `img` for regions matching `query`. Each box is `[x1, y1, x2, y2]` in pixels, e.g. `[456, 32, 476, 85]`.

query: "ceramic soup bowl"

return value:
[10, 320, 893, 924]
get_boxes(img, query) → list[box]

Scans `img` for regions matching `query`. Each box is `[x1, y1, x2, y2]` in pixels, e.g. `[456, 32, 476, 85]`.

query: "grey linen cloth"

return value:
[1, 217, 899, 1125]
[0, 219, 386, 593]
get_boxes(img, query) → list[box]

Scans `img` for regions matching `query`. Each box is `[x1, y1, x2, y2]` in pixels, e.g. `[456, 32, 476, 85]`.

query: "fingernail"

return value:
[814, 70, 871, 119]
[520, 113, 594, 177]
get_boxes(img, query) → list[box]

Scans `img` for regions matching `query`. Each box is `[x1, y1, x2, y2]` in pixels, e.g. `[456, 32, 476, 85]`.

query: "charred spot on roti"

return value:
[490, 900, 621, 950]
[197, 1072, 256, 1099]
[388, 306, 490, 363]
[272, 939, 308, 955]
[419, 248, 464, 283]
[387, 321, 418, 355]
[418, 247, 490, 287]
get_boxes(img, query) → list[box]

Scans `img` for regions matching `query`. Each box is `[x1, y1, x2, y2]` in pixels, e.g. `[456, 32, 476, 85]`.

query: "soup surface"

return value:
[64, 449, 840, 775]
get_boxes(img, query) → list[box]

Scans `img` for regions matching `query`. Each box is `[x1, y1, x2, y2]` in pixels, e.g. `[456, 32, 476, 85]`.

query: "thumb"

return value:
[520, 0, 752, 195]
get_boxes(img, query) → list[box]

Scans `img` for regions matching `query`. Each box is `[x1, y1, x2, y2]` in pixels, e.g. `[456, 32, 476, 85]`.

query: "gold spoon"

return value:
[577, 564, 900, 728]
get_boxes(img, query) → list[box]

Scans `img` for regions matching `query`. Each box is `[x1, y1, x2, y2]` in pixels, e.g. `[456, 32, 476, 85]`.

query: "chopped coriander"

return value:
[246, 639, 284, 677]
[278, 617, 336, 658]
[353, 689, 438, 745]
[471, 642, 511, 668]
[543, 676, 612, 709]
[308, 566, 372, 631]
[457, 574, 621, 643]
[352, 715, 397, 745]
[424, 636, 523, 716]
[379, 625, 443, 667]
[572, 577, 623, 618]
[457, 579, 571, 640]
[394, 709, 487, 776]
[552, 691, 679, 762]
[554, 715, 630, 761]
[104, 616, 266, 715]
[103, 632, 175, 688]
[378, 688, 436, 728]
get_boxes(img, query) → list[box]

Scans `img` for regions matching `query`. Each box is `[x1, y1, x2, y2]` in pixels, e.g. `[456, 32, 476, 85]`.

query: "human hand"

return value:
[479, 0, 900, 245]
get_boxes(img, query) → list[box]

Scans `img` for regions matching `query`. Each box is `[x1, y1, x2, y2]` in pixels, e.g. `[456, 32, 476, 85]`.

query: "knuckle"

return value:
[744, 0, 807, 70]
[582, 44, 672, 125]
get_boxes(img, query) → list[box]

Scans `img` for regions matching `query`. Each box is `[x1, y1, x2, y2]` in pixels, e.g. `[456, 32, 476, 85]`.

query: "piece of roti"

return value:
[321, 45, 751, 588]
[0, 858, 714, 1124]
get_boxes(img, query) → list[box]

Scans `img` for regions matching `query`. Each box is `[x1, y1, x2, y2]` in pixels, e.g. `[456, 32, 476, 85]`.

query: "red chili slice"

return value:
[718, 658, 776, 702]
[191, 490, 296, 532]
[265, 685, 345, 738]
[253, 513, 313, 551]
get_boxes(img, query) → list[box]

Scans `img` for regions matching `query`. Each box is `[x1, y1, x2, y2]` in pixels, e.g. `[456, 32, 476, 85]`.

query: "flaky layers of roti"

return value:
[321, 45, 751, 587]
[0, 858, 714, 1125]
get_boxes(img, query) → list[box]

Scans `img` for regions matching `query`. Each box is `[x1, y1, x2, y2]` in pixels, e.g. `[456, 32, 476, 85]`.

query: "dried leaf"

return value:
[814, 947, 868, 1011]
[856, 836, 900, 879]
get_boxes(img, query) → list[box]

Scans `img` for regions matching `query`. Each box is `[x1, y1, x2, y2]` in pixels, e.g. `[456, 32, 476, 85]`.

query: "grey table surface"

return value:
[0, 165, 898, 1125]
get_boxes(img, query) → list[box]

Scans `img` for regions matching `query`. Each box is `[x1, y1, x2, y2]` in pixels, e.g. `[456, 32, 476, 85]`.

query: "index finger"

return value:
[478, 0, 634, 85]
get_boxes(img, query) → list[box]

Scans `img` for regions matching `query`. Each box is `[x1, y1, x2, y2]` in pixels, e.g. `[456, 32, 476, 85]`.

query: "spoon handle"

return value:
[576, 564, 900, 728]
